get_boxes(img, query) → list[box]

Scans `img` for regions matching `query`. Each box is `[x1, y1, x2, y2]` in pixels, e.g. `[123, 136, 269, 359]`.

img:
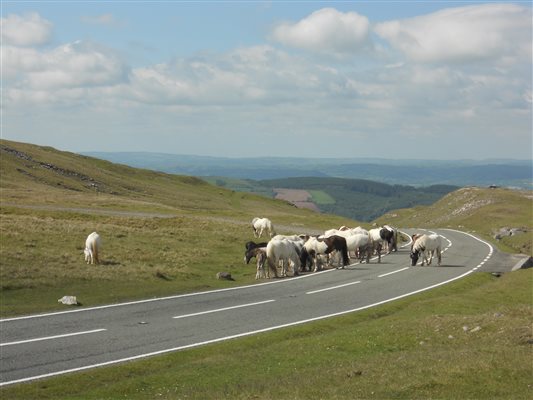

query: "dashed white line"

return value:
[1, 329, 107, 347]
[306, 281, 361, 295]
[173, 300, 275, 319]
[378, 267, 410, 278]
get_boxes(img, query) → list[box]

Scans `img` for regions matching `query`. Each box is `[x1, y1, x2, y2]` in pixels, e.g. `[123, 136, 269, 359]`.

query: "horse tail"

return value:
[264, 219, 274, 237]
[266, 243, 279, 278]
[91, 240, 99, 264]
[341, 244, 350, 266]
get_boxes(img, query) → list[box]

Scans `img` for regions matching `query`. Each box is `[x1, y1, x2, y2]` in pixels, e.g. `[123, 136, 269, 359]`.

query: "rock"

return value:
[58, 296, 78, 305]
[216, 272, 234, 281]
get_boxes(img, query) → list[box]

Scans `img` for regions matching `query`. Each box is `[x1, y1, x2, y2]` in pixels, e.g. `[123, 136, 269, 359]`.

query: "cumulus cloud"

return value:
[4, 40, 129, 110]
[1, 12, 52, 46]
[272, 8, 370, 56]
[374, 3, 532, 64]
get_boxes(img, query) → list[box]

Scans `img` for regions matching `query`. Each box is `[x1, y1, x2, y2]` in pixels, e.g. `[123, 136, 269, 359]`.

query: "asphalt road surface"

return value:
[0, 228, 518, 386]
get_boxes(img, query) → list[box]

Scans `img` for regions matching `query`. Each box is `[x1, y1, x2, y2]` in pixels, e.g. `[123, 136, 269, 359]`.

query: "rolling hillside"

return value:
[375, 186, 533, 256]
[258, 177, 457, 221]
[0, 139, 359, 316]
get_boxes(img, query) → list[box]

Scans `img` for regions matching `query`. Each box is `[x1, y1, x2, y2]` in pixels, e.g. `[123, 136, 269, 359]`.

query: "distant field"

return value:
[309, 189, 336, 205]
[202, 175, 458, 221]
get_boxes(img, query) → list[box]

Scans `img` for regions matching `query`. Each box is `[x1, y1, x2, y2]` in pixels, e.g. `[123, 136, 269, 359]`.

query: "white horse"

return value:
[345, 233, 372, 263]
[266, 238, 301, 277]
[252, 217, 276, 238]
[368, 228, 385, 263]
[410, 234, 442, 266]
[84, 232, 101, 265]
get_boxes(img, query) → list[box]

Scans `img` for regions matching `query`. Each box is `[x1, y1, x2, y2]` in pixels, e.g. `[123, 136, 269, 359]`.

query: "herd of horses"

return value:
[82, 217, 442, 275]
[246, 217, 442, 279]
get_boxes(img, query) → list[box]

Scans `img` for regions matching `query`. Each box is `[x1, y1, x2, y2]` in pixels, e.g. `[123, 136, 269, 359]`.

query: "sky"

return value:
[2, 1, 532, 160]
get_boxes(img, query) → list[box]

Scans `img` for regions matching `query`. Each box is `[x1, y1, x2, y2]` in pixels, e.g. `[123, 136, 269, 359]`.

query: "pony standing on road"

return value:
[252, 217, 276, 238]
[410, 234, 442, 266]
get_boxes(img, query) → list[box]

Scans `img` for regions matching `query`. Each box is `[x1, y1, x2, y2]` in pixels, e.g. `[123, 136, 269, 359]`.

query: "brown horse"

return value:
[319, 235, 350, 268]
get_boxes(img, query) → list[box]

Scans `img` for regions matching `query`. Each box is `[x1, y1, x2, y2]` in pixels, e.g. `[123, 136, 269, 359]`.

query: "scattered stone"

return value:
[216, 272, 234, 281]
[470, 326, 482, 333]
[448, 335, 454, 339]
[58, 296, 78, 305]
[463, 326, 469, 332]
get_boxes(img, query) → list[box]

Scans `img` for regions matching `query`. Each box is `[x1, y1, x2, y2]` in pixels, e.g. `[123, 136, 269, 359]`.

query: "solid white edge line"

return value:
[306, 281, 361, 295]
[1, 329, 107, 347]
[0, 228, 494, 387]
[173, 300, 275, 320]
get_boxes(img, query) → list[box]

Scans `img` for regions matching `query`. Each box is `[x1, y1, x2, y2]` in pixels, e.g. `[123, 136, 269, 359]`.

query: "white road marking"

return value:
[0, 329, 107, 347]
[378, 267, 410, 278]
[173, 300, 275, 320]
[306, 281, 361, 295]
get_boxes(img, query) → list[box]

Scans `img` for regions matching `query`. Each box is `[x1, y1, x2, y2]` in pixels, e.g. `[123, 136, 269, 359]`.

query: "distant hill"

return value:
[205, 176, 458, 222]
[82, 151, 532, 188]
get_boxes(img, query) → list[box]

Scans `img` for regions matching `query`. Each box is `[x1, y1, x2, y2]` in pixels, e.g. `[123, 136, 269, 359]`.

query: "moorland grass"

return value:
[1, 269, 531, 399]
[375, 186, 533, 256]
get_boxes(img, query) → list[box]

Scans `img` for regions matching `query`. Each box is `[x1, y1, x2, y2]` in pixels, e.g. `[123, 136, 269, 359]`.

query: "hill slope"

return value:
[375, 186, 532, 256]
[0, 139, 358, 316]
[257, 177, 456, 221]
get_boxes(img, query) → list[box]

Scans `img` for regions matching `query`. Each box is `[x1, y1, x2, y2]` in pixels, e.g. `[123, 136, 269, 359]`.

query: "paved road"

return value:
[0, 228, 517, 386]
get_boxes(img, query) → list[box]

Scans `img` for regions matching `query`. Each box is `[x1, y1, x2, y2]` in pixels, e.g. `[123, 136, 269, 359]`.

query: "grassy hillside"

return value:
[0, 139, 358, 317]
[374, 186, 533, 256]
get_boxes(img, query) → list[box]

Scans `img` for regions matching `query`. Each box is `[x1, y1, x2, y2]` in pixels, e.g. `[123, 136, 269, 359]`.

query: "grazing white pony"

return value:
[410, 234, 442, 266]
[84, 232, 101, 265]
[368, 228, 386, 263]
[266, 238, 301, 277]
[252, 217, 276, 238]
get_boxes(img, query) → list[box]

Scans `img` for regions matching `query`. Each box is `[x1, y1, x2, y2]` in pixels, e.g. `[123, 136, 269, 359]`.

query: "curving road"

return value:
[0, 229, 513, 386]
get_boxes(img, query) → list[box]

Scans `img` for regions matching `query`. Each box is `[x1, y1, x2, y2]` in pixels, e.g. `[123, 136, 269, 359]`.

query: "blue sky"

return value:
[2, 1, 532, 159]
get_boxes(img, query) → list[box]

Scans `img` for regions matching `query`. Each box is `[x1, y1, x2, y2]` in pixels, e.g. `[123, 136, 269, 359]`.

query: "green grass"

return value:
[1, 269, 531, 399]
[309, 189, 336, 205]
[375, 187, 533, 256]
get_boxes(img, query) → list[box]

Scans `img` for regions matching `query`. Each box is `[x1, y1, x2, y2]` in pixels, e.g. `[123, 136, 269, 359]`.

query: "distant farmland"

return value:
[274, 188, 319, 211]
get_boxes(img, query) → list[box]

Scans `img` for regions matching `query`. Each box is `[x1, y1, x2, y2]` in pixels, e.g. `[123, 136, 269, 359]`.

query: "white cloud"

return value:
[272, 8, 370, 56]
[5, 40, 128, 92]
[374, 3, 531, 64]
[1, 12, 52, 46]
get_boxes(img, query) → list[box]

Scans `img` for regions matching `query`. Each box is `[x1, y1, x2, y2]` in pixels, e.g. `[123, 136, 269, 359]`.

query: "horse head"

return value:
[410, 250, 420, 266]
